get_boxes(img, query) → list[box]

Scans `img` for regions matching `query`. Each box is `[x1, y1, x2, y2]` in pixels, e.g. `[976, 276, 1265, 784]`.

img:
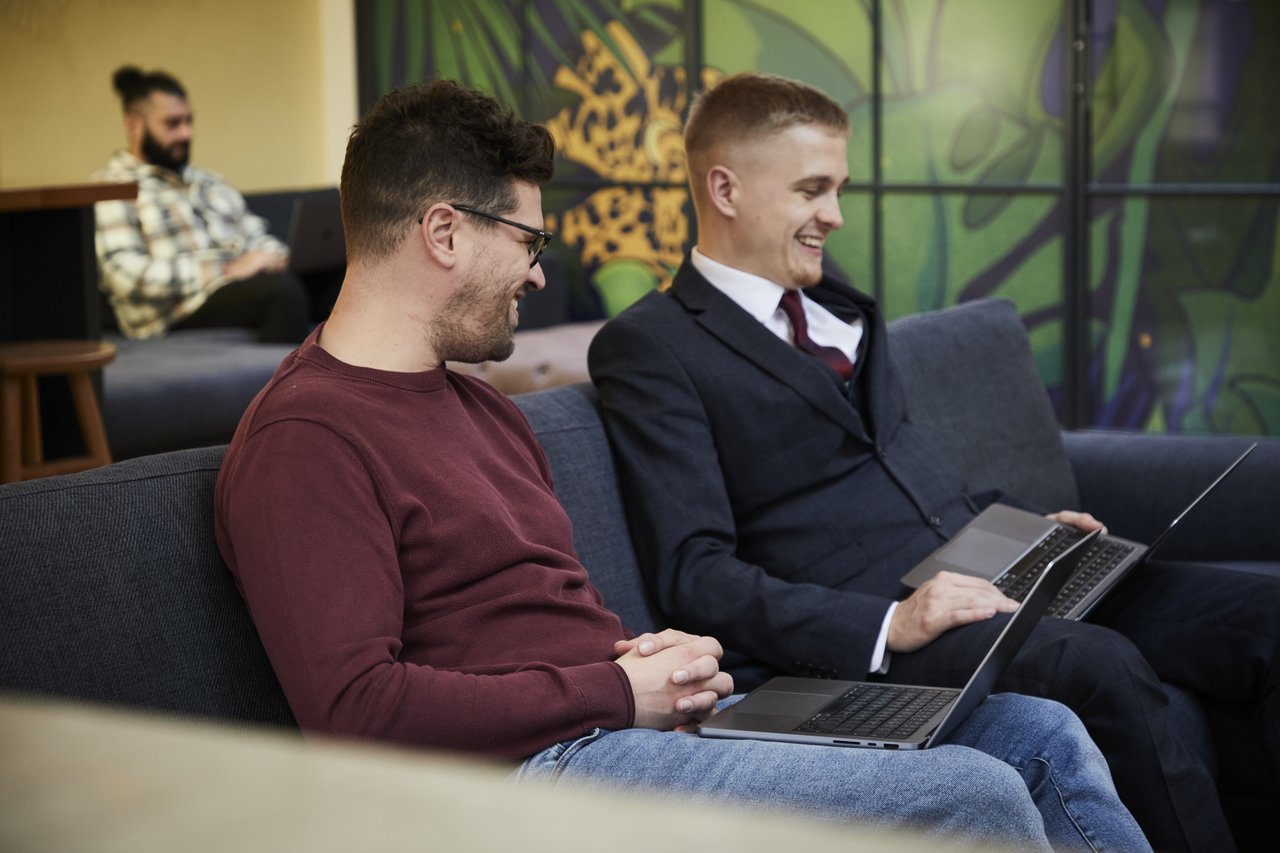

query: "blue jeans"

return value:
[515, 693, 1148, 852]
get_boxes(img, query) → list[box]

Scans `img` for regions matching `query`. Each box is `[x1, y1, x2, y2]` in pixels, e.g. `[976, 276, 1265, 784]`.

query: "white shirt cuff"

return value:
[869, 602, 897, 675]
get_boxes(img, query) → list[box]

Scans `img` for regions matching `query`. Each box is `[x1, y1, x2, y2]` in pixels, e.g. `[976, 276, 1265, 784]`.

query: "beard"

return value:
[141, 127, 190, 173]
[430, 267, 519, 365]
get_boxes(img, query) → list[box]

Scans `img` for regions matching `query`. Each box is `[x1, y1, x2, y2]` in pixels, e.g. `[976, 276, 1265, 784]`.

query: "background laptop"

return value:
[698, 529, 1099, 750]
[901, 443, 1256, 621]
[286, 190, 346, 275]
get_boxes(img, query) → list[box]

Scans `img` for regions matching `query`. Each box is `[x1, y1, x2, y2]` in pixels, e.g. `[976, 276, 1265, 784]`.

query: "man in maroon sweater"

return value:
[213, 80, 1146, 850]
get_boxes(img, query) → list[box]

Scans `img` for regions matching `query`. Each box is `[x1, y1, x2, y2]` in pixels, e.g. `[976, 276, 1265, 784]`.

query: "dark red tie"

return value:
[779, 290, 854, 381]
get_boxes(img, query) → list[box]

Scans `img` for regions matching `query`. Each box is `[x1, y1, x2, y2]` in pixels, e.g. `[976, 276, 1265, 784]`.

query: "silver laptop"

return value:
[901, 443, 1256, 621]
[286, 190, 346, 275]
[698, 529, 1100, 750]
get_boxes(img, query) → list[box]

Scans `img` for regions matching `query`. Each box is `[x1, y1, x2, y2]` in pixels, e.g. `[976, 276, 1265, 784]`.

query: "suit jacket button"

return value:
[928, 515, 942, 528]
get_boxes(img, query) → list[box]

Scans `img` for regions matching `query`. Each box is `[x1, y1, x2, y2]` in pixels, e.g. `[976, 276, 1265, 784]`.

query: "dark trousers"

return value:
[175, 272, 311, 344]
[886, 561, 1280, 853]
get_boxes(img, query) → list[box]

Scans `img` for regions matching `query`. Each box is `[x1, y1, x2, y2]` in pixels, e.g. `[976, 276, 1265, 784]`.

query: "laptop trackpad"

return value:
[936, 526, 1030, 579]
[742, 690, 833, 716]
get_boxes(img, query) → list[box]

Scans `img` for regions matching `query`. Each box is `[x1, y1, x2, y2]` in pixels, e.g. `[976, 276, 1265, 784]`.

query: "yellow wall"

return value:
[0, 0, 356, 192]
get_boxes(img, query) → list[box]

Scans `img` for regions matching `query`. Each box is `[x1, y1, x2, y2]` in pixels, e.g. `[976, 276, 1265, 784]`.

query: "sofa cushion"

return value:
[0, 446, 295, 727]
[103, 330, 294, 459]
[886, 299, 1080, 513]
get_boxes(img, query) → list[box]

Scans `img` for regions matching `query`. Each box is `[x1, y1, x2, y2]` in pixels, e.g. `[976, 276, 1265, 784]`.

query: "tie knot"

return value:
[777, 288, 855, 382]
[778, 289, 806, 330]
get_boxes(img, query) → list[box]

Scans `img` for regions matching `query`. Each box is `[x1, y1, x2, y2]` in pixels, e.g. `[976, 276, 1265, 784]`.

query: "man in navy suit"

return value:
[589, 71, 1280, 852]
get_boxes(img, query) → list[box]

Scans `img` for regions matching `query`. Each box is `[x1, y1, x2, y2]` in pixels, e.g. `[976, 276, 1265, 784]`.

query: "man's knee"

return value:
[1020, 618, 1162, 701]
[929, 749, 1046, 841]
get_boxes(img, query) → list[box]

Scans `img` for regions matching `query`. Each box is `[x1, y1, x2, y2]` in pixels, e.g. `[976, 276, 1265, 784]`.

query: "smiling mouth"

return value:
[797, 235, 824, 250]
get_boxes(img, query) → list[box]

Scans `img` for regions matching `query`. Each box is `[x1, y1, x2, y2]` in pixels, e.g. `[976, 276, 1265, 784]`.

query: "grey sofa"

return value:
[3, 299, 1275, 845]
[99, 308, 584, 462]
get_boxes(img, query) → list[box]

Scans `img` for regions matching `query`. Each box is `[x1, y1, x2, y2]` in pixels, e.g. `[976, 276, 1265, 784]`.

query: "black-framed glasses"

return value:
[452, 204, 553, 268]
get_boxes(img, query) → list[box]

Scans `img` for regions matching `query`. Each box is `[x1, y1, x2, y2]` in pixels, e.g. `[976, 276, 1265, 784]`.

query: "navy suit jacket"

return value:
[589, 259, 1002, 684]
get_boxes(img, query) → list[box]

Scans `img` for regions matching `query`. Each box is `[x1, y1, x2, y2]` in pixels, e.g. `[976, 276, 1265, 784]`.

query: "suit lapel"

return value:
[669, 262, 871, 441]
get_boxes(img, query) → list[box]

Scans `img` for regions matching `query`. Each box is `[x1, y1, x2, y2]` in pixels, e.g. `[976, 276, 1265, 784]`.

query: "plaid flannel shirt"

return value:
[93, 150, 286, 339]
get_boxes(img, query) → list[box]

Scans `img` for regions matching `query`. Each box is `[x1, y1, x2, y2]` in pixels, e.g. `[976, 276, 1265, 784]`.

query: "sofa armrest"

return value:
[1063, 430, 1279, 563]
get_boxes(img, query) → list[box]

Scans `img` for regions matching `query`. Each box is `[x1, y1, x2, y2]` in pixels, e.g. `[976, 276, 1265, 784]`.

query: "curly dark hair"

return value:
[112, 66, 186, 112]
[340, 80, 555, 262]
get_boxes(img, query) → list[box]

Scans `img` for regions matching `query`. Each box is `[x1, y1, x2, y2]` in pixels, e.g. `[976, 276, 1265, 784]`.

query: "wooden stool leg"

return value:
[68, 371, 112, 468]
[2, 375, 23, 483]
[21, 374, 43, 467]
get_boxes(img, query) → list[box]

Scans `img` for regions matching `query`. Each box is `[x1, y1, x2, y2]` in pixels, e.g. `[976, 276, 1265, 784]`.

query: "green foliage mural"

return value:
[358, 0, 1279, 436]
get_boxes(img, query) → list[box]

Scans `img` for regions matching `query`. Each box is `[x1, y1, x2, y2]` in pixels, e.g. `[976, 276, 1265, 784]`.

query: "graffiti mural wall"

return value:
[357, 0, 1279, 436]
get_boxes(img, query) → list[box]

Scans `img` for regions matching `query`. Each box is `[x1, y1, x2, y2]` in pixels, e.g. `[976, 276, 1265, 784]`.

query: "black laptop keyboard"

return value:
[995, 527, 1136, 617]
[795, 683, 958, 739]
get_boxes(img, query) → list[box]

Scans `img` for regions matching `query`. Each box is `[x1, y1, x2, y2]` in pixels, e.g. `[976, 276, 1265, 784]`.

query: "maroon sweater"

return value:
[215, 329, 635, 759]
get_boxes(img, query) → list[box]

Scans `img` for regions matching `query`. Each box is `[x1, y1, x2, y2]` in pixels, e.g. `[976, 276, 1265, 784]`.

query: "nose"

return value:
[819, 193, 844, 231]
[527, 258, 547, 291]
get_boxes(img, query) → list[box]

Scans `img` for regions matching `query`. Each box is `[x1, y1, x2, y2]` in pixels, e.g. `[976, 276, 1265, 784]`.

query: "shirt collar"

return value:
[690, 246, 790, 324]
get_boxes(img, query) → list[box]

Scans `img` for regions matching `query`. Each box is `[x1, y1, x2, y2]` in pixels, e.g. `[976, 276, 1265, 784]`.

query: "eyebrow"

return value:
[791, 175, 846, 190]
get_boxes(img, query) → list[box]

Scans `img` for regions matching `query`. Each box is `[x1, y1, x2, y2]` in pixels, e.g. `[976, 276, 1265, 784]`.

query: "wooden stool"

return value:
[0, 340, 117, 483]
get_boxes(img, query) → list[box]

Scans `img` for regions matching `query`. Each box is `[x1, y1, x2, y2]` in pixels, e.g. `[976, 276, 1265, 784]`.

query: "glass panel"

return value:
[880, 0, 1066, 187]
[703, 0, 874, 183]
[824, 192, 874, 297]
[358, 0, 525, 106]
[543, 185, 691, 319]
[1091, 0, 1279, 187]
[1088, 195, 1280, 435]
[882, 191, 1065, 403]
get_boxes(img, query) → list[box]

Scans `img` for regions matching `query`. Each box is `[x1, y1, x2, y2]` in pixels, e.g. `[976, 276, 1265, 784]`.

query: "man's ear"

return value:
[420, 203, 461, 269]
[705, 164, 739, 219]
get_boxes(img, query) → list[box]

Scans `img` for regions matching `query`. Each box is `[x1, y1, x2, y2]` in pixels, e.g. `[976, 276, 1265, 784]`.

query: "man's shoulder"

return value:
[183, 164, 232, 187]
[593, 289, 690, 360]
[93, 150, 143, 183]
[603, 284, 693, 333]
[233, 349, 364, 442]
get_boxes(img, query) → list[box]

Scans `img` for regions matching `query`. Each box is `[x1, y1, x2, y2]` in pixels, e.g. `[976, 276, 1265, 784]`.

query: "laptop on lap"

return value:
[698, 529, 1100, 750]
[900, 443, 1256, 621]
[286, 191, 346, 275]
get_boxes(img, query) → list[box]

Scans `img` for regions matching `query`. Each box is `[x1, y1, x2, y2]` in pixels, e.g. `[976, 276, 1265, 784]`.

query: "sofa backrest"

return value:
[886, 299, 1079, 513]
[0, 446, 295, 728]
[0, 297, 1074, 726]
[513, 383, 662, 634]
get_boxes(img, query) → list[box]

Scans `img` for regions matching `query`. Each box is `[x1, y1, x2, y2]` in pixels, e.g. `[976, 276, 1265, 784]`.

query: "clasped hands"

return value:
[887, 510, 1107, 654]
[614, 629, 734, 732]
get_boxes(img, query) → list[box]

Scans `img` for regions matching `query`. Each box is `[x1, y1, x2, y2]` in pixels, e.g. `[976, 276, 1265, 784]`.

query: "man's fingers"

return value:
[671, 654, 722, 685]
[675, 680, 733, 716]
[1047, 510, 1108, 534]
[929, 570, 1002, 590]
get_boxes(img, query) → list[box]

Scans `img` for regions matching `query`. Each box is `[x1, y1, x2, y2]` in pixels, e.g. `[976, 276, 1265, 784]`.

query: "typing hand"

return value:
[1046, 510, 1107, 535]
[615, 632, 733, 731]
[888, 570, 1018, 653]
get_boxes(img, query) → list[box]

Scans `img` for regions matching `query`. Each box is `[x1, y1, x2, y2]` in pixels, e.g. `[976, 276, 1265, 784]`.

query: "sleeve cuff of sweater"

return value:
[567, 660, 635, 731]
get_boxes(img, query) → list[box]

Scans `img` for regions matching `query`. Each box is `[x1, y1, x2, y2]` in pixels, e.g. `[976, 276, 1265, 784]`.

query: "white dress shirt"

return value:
[690, 247, 896, 675]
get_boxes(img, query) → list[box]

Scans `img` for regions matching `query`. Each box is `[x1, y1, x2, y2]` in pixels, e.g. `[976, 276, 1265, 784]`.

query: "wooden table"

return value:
[0, 181, 136, 342]
[0, 183, 136, 458]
